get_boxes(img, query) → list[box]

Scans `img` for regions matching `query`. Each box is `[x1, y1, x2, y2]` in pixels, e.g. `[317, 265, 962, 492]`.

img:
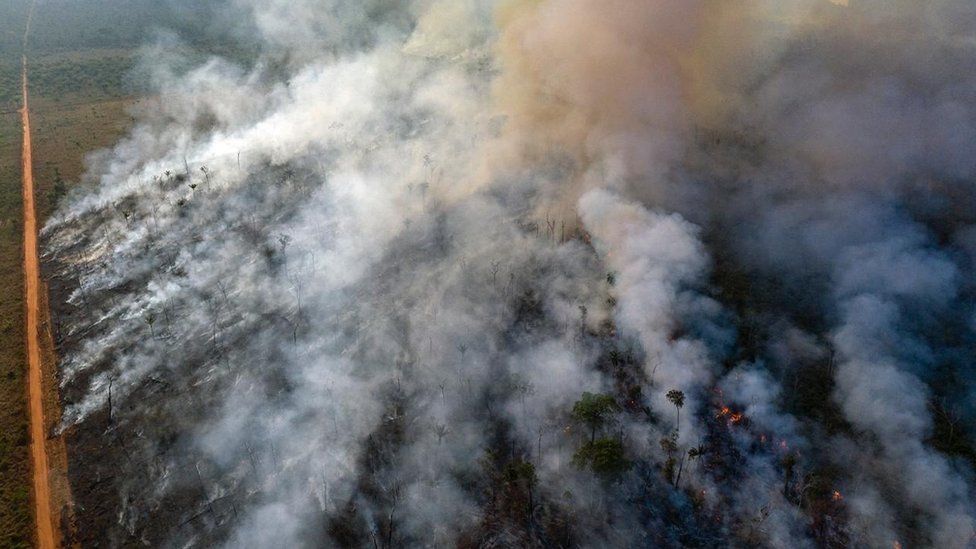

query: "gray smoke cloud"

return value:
[42, 0, 976, 547]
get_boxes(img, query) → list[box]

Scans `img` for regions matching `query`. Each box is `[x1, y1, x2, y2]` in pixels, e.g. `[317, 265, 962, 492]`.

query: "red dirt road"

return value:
[22, 0, 57, 544]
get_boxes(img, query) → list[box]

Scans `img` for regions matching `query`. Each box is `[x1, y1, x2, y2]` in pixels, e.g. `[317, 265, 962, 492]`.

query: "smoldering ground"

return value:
[42, 0, 976, 547]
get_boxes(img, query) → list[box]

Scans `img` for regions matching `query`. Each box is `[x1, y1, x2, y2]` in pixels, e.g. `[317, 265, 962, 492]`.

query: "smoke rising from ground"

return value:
[43, 0, 976, 546]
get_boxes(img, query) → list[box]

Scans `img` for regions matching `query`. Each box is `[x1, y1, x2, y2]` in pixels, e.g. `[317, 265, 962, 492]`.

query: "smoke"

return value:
[578, 189, 724, 442]
[42, 0, 976, 546]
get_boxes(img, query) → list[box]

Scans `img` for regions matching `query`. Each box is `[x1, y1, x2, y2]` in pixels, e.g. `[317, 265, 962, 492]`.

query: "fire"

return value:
[715, 405, 745, 426]
[832, 490, 843, 502]
[892, 542, 902, 549]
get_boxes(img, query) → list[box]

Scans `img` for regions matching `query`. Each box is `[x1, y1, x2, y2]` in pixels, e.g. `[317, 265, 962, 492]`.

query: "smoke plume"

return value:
[43, 0, 976, 546]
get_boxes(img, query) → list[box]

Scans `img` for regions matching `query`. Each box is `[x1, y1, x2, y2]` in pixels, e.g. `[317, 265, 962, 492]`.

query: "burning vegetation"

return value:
[39, 0, 976, 546]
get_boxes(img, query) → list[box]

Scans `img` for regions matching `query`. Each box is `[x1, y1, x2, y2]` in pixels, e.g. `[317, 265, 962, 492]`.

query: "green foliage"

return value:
[571, 392, 620, 441]
[0, 77, 30, 545]
[569, 393, 630, 478]
[28, 54, 137, 101]
[47, 168, 66, 209]
[572, 438, 631, 477]
[0, 62, 18, 111]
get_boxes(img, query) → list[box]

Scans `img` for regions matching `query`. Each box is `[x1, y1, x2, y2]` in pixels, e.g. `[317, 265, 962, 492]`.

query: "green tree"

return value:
[571, 392, 620, 442]
[573, 438, 631, 477]
[48, 168, 67, 208]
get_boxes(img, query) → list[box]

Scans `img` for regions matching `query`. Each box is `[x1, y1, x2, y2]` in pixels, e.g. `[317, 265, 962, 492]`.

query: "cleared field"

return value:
[30, 95, 139, 218]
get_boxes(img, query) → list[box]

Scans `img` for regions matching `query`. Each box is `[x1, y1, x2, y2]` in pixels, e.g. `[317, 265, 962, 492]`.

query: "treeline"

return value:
[0, 0, 254, 57]
[24, 0, 220, 53]
[29, 55, 137, 100]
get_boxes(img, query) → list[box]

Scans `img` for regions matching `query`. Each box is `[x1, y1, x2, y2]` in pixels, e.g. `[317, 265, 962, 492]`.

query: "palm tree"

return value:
[674, 442, 705, 488]
[666, 389, 685, 429]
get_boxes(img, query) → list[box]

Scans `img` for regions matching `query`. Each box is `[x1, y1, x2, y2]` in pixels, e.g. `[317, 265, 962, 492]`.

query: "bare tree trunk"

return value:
[674, 455, 686, 488]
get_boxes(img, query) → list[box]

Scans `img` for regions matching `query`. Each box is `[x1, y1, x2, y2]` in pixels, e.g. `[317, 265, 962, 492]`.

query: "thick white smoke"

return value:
[42, 0, 976, 547]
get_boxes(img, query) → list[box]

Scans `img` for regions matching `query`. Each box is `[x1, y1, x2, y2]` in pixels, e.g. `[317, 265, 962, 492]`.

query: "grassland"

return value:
[0, 4, 32, 542]
[0, 92, 31, 549]
[30, 92, 140, 220]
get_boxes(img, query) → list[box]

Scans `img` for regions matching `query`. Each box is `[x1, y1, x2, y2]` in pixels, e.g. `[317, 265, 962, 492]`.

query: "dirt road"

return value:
[22, 0, 57, 546]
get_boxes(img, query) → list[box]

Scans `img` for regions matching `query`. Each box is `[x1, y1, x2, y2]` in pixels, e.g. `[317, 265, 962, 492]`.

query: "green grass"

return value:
[0, 61, 19, 112]
[0, 89, 31, 549]
[0, 8, 32, 548]
[29, 53, 137, 101]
